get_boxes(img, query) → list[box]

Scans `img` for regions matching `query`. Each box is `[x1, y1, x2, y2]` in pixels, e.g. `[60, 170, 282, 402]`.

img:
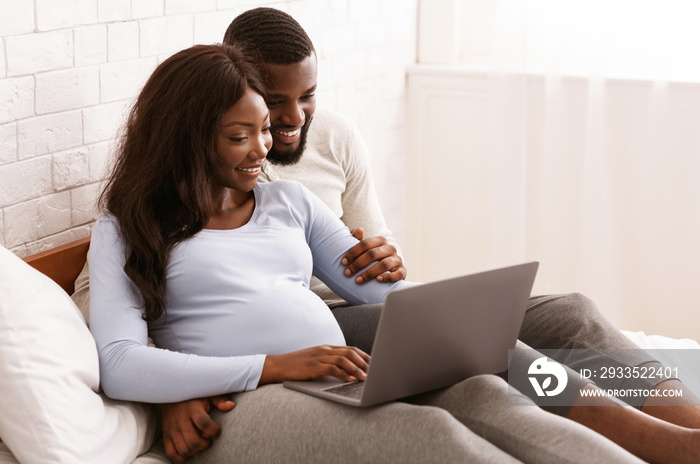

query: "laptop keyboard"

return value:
[323, 381, 365, 399]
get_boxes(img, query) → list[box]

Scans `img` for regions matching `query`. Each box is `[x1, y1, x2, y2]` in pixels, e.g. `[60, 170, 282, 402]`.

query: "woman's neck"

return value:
[205, 188, 255, 230]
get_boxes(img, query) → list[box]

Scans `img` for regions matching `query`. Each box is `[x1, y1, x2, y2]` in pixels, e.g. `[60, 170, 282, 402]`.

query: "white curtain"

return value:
[485, 0, 700, 338]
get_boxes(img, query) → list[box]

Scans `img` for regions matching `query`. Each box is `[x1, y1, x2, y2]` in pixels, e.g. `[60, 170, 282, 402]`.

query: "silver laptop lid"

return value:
[359, 262, 538, 406]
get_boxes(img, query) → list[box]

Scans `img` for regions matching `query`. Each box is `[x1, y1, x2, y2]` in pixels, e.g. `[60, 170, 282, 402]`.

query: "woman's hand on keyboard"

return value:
[260, 345, 370, 384]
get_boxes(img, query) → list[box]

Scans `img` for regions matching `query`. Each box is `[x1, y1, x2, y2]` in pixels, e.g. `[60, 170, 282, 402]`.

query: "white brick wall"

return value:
[107, 22, 140, 62]
[53, 149, 90, 191]
[75, 25, 108, 66]
[0, 39, 6, 77]
[0, 0, 418, 257]
[0, 124, 17, 165]
[0, 0, 34, 36]
[82, 101, 130, 144]
[0, 76, 34, 122]
[35, 0, 98, 30]
[35, 67, 101, 114]
[131, 0, 164, 20]
[98, 0, 131, 22]
[6, 30, 74, 76]
[5, 192, 73, 247]
[139, 16, 194, 56]
[87, 141, 114, 182]
[99, 58, 158, 103]
[18, 111, 83, 159]
[0, 157, 53, 207]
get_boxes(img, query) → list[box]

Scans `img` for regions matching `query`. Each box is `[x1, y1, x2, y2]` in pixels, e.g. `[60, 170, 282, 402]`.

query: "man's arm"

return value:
[337, 118, 406, 284]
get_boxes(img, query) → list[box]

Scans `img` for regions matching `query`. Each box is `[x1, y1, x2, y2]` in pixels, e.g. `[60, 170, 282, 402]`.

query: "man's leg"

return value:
[520, 293, 672, 401]
[522, 293, 644, 350]
[410, 375, 644, 464]
[521, 293, 700, 448]
[187, 384, 523, 464]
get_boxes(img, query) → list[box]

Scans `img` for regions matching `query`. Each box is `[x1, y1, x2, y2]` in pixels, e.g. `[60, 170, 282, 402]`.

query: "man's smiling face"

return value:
[262, 54, 317, 166]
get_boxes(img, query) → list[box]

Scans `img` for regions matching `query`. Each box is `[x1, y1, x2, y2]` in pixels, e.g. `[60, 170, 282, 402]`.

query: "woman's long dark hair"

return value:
[99, 44, 266, 322]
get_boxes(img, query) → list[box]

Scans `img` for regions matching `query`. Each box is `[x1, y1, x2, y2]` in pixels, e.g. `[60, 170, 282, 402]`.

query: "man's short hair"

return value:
[223, 7, 315, 65]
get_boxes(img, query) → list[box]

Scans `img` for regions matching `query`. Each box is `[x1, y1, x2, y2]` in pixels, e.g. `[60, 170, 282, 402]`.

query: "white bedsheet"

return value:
[623, 330, 700, 396]
[622, 330, 700, 350]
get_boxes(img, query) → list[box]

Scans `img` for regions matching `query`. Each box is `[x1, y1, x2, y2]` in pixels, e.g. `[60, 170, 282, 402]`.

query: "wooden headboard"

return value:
[24, 237, 91, 295]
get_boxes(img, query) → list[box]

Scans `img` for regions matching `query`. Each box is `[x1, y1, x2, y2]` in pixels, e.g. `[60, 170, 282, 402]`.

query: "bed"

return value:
[2, 237, 699, 463]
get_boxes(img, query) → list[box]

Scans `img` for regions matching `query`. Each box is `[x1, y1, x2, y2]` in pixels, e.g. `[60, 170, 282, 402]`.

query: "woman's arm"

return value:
[88, 216, 265, 403]
[290, 182, 420, 303]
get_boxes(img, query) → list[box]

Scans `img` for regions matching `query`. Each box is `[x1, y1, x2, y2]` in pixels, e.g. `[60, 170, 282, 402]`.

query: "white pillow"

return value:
[0, 245, 156, 464]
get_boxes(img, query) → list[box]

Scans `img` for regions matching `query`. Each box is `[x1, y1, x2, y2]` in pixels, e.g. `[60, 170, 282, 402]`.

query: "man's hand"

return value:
[160, 396, 236, 463]
[341, 228, 407, 284]
[260, 345, 371, 384]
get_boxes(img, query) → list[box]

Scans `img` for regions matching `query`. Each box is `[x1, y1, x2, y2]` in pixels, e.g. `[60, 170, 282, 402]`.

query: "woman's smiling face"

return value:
[214, 87, 273, 194]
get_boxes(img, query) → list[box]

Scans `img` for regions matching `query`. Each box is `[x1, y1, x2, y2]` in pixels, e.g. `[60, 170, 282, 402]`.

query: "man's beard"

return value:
[266, 116, 313, 166]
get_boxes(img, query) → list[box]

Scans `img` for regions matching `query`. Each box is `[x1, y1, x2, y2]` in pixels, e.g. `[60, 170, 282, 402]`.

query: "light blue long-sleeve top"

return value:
[89, 180, 415, 403]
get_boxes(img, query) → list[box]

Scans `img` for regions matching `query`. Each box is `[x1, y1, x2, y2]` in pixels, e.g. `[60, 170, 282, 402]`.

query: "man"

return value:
[149, 8, 700, 464]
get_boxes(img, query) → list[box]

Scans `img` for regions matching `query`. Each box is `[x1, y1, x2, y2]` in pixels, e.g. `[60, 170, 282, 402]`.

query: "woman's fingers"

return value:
[317, 346, 369, 381]
[260, 345, 371, 384]
[322, 354, 366, 380]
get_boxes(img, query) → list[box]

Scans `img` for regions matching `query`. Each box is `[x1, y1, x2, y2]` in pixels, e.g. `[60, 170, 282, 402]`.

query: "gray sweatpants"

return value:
[189, 376, 641, 464]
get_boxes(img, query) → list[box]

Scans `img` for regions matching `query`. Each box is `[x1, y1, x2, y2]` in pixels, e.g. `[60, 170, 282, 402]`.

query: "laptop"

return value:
[284, 261, 538, 407]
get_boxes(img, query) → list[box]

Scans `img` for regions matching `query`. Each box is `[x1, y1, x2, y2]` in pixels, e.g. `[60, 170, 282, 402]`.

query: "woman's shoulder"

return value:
[93, 212, 119, 231]
[256, 180, 321, 220]
[257, 179, 313, 199]
[89, 213, 128, 254]
[92, 213, 131, 246]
